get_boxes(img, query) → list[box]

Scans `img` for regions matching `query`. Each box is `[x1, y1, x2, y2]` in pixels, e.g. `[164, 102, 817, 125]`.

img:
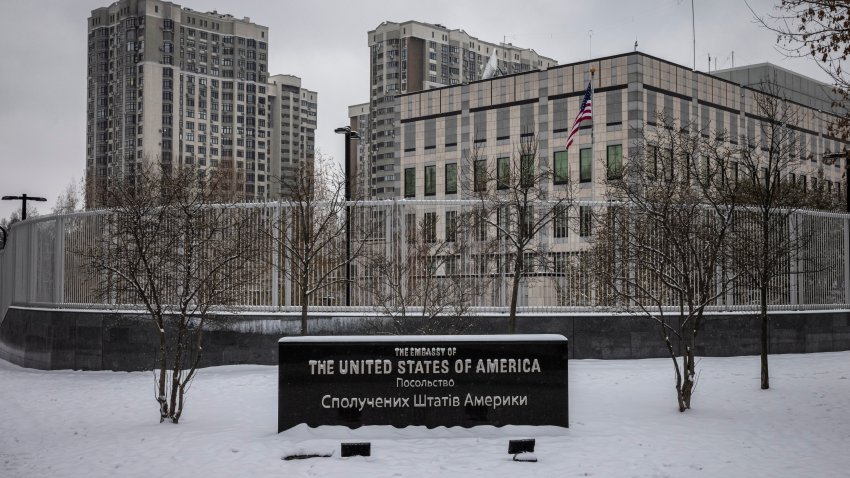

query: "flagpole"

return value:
[590, 65, 596, 202]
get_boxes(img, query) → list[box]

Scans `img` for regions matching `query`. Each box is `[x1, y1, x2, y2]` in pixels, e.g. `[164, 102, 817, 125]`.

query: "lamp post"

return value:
[2, 194, 47, 220]
[334, 126, 361, 307]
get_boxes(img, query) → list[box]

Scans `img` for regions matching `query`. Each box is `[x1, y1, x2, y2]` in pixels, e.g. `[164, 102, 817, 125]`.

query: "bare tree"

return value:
[732, 85, 806, 390]
[592, 117, 741, 412]
[759, 1, 850, 140]
[78, 163, 263, 423]
[466, 134, 574, 332]
[270, 153, 363, 334]
[0, 205, 40, 229]
[52, 176, 85, 215]
[362, 209, 494, 334]
[732, 83, 844, 389]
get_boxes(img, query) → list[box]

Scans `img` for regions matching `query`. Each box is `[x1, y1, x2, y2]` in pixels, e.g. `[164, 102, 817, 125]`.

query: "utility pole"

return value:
[334, 126, 361, 307]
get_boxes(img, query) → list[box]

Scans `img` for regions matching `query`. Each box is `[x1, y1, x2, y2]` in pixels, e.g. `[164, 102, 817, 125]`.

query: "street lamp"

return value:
[335, 125, 361, 307]
[2, 194, 47, 220]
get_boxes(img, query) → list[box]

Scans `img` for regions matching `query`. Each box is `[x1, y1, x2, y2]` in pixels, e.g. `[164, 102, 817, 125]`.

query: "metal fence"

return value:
[1, 200, 848, 320]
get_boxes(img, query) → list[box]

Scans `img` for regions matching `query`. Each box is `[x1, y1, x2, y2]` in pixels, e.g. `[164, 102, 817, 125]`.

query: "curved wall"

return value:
[1, 307, 849, 371]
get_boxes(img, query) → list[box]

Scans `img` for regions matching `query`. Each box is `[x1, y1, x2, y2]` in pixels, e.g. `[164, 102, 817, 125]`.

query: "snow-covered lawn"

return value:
[2, 352, 849, 477]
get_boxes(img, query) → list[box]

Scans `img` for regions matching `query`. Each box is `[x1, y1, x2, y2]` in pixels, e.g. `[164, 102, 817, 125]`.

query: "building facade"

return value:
[391, 51, 847, 307]
[86, 0, 316, 205]
[348, 103, 370, 198]
[365, 21, 558, 199]
[398, 52, 847, 204]
[268, 74, 317, 198]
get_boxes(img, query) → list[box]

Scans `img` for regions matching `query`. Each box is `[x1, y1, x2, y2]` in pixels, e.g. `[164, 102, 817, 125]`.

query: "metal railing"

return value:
[1, 199, 848, 319]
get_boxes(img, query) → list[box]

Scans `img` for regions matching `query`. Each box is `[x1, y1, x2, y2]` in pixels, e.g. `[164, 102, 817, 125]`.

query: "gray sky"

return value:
[0, 0, 828, 221]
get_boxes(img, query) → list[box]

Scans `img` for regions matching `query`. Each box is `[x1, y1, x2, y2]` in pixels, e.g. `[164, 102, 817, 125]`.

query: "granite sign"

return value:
[278, 335, 568, 431]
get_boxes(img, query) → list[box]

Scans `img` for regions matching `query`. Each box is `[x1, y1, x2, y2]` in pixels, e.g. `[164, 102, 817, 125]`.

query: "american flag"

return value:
[566, 80, 593, 149]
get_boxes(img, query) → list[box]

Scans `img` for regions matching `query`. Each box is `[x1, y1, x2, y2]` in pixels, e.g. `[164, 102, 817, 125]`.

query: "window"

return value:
[474, 159, 487, 192]
[648, 145, 658, 180]
[497, 206, 510, 240]
[423, 212, 437, 243]
[554, 204, 569, 238]
[520, 154, 534, 188]
[554, 151, 568, 185]
[445, 163, 457, 194]
[580, 206, 592, 237]
[553, 98, 569, 132]
[424, 119, 436, 150]
[445, 115, 457, 147]
[424, 165, 436, 196]
[520, 206, 533, 238]
[497, 157, 510, 189]
[404, 167, 415, 197]
[474, 208, 487, 241]
[406, 213, 417, 244]
[607, 144, 623, 180]
[497, 108, 510, 140]
[474, 111, 487, 143]
[404, 122, 416, 152]
[446, 211, 457, 242]
[662, 148, 674, 182]
[579, 148, 592, 183]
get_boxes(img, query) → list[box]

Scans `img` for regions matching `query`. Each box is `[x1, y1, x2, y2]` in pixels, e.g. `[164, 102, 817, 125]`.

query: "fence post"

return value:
[283, 205, 292, 309]
[789, 212, 799, 306]
[844, 216, 850, 306]
[54, 216, 65, 305]
[26, 223, 36, 304]
[271, 204, 280, 309]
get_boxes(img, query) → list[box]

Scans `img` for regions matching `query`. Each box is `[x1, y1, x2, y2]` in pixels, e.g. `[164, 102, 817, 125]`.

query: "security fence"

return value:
[1, 200, 848, 320]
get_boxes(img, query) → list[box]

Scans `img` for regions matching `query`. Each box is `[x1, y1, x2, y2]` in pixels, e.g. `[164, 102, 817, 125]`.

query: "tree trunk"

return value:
[300, 265, 309, 335]
[675, 373, 686, 413]
[508, 252, 523, 334]
[301, 293, 309, 336]
[681, 345, 696, 410]
[156, 317, 168, 422]
[760, 285, 770, 390]
[169, 320, 186, 423]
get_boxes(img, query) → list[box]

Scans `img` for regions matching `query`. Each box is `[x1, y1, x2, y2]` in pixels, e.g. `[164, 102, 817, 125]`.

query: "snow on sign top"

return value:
[278, 334, 568, 343]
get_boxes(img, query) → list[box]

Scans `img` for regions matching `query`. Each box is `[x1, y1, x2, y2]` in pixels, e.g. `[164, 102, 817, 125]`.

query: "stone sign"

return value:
[278, 335, 568, 431]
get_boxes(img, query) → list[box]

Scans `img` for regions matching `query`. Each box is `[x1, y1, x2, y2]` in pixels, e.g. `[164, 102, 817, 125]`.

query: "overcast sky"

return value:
[0, 0, 829, 221]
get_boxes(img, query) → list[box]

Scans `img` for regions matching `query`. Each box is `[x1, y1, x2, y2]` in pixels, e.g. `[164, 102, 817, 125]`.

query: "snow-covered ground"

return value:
[2, 352, 849, 477]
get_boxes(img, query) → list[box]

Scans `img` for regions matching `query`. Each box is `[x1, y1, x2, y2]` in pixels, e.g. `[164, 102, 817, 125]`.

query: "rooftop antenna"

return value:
[588, 30, 593, 59]
[708, 53, 711, 72]
[634, 38, 638, 51]
[732, 50, 735, 68]
[691, 0, 696, 71]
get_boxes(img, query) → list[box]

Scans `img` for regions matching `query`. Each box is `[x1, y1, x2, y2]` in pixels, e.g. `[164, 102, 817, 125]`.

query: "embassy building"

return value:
[397, 51, 847, 203]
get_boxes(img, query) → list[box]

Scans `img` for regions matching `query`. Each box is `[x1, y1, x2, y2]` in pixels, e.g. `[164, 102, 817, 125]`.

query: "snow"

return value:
[1, 352, 849, 477]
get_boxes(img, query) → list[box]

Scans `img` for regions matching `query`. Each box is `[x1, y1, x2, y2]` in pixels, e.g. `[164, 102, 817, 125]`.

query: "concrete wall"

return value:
[1, 307, 849, 371]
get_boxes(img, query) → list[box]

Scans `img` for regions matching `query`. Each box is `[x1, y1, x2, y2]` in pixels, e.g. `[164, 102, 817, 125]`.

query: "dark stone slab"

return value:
[3, 307, 850, 371]
[278, 335, 569, 432]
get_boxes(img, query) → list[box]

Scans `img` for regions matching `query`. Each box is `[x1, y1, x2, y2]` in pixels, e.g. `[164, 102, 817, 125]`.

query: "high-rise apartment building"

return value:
[348, 103, 370, 198]
[268, 74, 317, 197]
[86, 0, 316, 205]
[364, 21, 557, 198]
